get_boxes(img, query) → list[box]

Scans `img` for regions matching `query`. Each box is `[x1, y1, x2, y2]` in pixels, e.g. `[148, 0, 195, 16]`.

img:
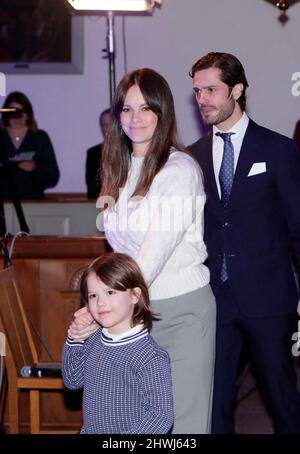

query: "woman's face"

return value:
[7, 102, 28, 129]
[120, 84, 158, 156]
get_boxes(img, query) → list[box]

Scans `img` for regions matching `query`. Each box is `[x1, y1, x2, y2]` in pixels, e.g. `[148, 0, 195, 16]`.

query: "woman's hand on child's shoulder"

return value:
[68, 306, 99, 341]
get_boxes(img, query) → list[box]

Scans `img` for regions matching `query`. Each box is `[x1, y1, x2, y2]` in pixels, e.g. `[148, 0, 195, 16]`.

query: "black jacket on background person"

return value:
[0, 128, 59, 200]
[85, 143, 102, 199]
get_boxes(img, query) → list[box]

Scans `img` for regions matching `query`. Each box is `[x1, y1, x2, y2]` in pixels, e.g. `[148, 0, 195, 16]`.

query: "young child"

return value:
[62, 252, 174, 434]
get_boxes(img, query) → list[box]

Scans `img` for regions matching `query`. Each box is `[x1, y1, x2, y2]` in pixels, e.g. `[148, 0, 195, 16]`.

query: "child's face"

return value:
[86, 271, 140, 335]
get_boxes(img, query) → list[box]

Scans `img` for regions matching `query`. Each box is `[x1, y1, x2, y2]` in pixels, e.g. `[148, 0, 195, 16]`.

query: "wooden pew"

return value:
[1, 235, 110, 433]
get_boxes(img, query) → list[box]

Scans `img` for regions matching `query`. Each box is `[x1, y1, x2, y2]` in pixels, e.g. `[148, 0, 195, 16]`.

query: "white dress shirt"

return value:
[212, 112, 249, 197]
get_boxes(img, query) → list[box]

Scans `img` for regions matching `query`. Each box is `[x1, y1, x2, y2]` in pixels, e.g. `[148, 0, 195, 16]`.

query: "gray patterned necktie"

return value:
[216, 132, 235, 282]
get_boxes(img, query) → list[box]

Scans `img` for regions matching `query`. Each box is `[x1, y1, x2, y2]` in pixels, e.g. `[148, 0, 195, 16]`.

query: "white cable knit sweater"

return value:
[104, 150, 210, 300]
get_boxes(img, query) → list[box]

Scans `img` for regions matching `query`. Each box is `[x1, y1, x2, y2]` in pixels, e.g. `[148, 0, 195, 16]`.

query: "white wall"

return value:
[2, 0, 300, 192]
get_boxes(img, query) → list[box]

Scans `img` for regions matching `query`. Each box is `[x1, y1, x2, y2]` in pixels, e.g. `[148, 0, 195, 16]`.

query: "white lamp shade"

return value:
[67, 0, 161, 12]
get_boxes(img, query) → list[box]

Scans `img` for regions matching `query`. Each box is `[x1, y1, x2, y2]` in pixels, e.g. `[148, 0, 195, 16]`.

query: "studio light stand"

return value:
[106, 10, 116, 104]
[67, 1, 162, 103]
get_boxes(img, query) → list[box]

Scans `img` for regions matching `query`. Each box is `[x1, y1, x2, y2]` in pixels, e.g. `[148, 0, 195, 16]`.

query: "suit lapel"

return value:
[229, 120, 260, 209]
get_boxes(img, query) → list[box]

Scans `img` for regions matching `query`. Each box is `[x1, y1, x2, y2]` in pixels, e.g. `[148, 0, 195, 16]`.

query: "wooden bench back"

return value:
[0, 266, 38, 375]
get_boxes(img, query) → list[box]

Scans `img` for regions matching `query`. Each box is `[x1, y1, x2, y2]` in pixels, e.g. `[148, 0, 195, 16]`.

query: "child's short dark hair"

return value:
[80, 252, 155, 331]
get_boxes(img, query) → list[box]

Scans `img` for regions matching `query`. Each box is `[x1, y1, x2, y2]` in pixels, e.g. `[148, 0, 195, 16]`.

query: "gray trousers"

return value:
[151, 285, 216, 434]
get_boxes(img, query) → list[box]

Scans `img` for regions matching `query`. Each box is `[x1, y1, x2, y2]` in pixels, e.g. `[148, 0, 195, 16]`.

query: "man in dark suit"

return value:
[85, 108, 110, 199]
[188, 52, 300, 433]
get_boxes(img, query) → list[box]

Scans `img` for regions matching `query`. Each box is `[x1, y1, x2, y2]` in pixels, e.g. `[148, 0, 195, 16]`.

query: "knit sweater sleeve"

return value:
[123, 354, 174, 434]
[62, 336, 86, 390]
[135, 154, 205, 286]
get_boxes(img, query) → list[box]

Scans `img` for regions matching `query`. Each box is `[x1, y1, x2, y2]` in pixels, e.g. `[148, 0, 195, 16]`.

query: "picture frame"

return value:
[0, 0, 83, 75]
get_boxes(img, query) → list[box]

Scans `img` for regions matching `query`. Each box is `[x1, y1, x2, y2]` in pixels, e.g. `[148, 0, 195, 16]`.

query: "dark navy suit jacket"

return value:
[189, 119, 300, 317]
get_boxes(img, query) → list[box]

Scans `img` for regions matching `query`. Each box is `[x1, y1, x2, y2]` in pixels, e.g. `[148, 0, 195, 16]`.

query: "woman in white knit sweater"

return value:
[69, 68, 216, 434]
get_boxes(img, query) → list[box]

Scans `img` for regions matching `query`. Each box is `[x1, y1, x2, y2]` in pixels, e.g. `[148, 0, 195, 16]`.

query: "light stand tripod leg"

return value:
[107, 11, 116, 105]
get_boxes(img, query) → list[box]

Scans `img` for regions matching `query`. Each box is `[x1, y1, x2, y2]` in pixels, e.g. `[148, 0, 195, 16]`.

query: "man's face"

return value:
[192, 67, 236, 128]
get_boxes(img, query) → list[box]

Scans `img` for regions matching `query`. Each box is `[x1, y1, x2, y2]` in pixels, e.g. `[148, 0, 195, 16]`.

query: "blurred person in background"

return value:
[85, 108, 110, 199]
[0, 91, 59, 199]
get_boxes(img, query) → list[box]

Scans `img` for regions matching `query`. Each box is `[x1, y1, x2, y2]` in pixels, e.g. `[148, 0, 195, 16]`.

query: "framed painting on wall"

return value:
[0, 0, 83, 74]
